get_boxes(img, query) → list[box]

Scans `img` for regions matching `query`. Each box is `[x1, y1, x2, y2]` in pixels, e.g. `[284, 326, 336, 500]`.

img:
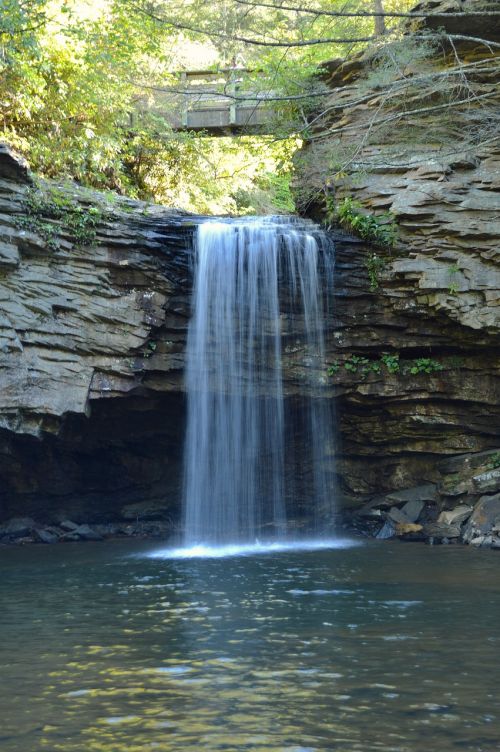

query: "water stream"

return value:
[182, 217, 335, 550]
[1, 540, 499, 752]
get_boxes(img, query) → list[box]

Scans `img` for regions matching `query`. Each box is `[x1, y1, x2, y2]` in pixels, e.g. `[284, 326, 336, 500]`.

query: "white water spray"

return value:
[182, 217, 336, 549]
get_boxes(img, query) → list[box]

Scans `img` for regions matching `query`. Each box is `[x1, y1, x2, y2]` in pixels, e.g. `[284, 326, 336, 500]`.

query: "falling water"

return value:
[182, 217, 335, 548]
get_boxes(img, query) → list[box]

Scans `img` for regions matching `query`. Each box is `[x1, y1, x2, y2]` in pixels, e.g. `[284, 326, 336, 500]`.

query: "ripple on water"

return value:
[1, 539, 500, 752]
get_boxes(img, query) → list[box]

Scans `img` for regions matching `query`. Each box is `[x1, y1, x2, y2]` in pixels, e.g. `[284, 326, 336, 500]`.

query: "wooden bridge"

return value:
[137, 69, 276, 136]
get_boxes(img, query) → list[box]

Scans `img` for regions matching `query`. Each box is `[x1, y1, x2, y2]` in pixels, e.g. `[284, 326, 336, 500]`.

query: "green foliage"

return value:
[328, 352, 444, 379]
[366, 253, 386, 292]
[15, 183, 101, 249]
[0, 0, 424, 214]
[380, 353, 400, 374]
[327, 362, 340, 376]
[326, 197, 398, 290]
[232, 171, 295, 215]
[408, 358, 443, 375]
[447, 264, 461, 295]
[487, 453, 500, 470]
[142, 341, 158, 358]
[336, 197, 398, 248]
[341, 355, 381, 376]
[0, 1, 300, 214]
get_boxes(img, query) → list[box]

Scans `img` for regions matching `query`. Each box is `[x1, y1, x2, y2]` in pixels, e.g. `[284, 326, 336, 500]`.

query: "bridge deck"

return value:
[137, 69, 275, 135]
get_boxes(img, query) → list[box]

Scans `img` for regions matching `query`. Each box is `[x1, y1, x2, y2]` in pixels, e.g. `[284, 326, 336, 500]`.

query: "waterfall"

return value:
[182, 217, 335, 547]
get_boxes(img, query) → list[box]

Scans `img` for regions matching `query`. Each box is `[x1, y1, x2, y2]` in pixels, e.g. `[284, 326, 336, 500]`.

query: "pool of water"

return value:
[1, 539, 499, 751]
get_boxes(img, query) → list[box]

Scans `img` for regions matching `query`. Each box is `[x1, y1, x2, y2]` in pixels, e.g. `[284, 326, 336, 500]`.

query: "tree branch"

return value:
[307, 91, 498, 141]
[233, 0, 500, 21]
[121, 5, 500, 50]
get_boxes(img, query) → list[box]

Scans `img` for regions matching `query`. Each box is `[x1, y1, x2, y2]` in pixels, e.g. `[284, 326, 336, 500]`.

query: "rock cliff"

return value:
[0, 0, 499, 545]
[295, 0, 500, 542]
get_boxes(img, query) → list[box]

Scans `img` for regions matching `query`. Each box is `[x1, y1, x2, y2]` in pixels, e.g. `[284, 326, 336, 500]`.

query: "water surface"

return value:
[1, 540, 499, 751]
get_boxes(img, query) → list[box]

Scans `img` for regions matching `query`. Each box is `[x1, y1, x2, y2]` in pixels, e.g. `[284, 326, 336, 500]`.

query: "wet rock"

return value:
[471, 468, 500, 495]
[35, 528, 59, 544]
[470, 535, 487, 547]
[14, 535, 35, 545]
[376, 520, 396, 540]
[93, 523, 122, 537]
[0, 143, 31, 182]
[387, 506, 411, 525]
[385, 485, 438, 506]
[0, 517, 37, 538]
[463, 493, 500, 543]
[139, 521, 171, 537]
[438, 454, 500, 498]
[437, 505, 472, 527]
[121, 501, 170, 521]
[400, 499, 425, 523]
[61, 532, 81, 542]
[72, 524, 103, 541]
[395, 522, 424, 537]
[59, 520, 80, 532]
[423, 522, 461, 539]
[356, 504, 384, 519]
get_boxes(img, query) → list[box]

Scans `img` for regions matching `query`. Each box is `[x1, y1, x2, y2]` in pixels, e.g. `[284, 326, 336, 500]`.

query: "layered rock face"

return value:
[0, 145, 194, 527]
[0, 0, 499, 544]
[295, 0, 500, 541]
[0, 147, 337, 531]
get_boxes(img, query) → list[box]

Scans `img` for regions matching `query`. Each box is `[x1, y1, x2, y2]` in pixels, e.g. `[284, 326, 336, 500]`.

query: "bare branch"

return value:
[121, 5, 500, 50]
[307, 91, 498, 141]
[233, 0, 500, 21]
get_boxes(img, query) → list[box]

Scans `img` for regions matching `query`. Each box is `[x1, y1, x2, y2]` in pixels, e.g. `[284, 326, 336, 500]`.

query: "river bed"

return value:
[1, 539, 499, 751]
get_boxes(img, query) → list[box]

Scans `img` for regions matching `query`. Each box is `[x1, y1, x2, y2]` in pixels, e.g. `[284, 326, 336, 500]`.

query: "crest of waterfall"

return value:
[183, 217, 336, 546]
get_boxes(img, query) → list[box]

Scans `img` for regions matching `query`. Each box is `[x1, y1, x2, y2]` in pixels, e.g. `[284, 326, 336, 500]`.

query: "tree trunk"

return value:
[374, 0, 387, 36]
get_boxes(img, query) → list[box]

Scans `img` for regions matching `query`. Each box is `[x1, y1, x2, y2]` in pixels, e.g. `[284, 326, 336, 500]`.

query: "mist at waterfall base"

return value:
[155, 217, 349, 559]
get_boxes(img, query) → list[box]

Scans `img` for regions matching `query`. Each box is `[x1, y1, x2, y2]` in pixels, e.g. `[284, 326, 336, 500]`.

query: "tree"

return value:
[2, 0, 499, 214]
[374, 0, 387, 36]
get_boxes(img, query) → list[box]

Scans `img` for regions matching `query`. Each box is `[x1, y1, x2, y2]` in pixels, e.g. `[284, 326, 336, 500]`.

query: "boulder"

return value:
[376, 520, 396, 539]
[424, 522, 461, 539]
[0, 517, 36, 538]
[400, 499, 425, 523]
[395, 522, 423, 536]
[35, 528, 59, 544]
[437, 505, 472, 527]
[387, 506, 411, 524]
[471, 468, 500, 495]
[463, 493, 500, 543]
[385, 485, 438, 506]
[72, 524, 103, 541]
[59, 520, 80, 532]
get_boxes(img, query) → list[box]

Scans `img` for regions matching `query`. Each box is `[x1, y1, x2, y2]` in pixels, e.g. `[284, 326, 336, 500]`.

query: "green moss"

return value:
[15, 182, 102, 250]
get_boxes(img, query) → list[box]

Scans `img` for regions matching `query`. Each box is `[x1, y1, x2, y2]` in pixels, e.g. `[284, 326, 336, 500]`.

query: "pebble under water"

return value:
[1, 540, 499, 751]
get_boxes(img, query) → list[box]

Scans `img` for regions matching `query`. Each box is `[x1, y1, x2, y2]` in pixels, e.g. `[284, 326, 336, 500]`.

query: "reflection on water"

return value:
[0, 540, 499, 751]
[149, 537, 358, 559]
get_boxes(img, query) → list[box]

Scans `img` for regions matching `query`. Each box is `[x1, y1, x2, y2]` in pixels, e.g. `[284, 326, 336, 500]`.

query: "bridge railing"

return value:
[137, 69, 275, 134]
